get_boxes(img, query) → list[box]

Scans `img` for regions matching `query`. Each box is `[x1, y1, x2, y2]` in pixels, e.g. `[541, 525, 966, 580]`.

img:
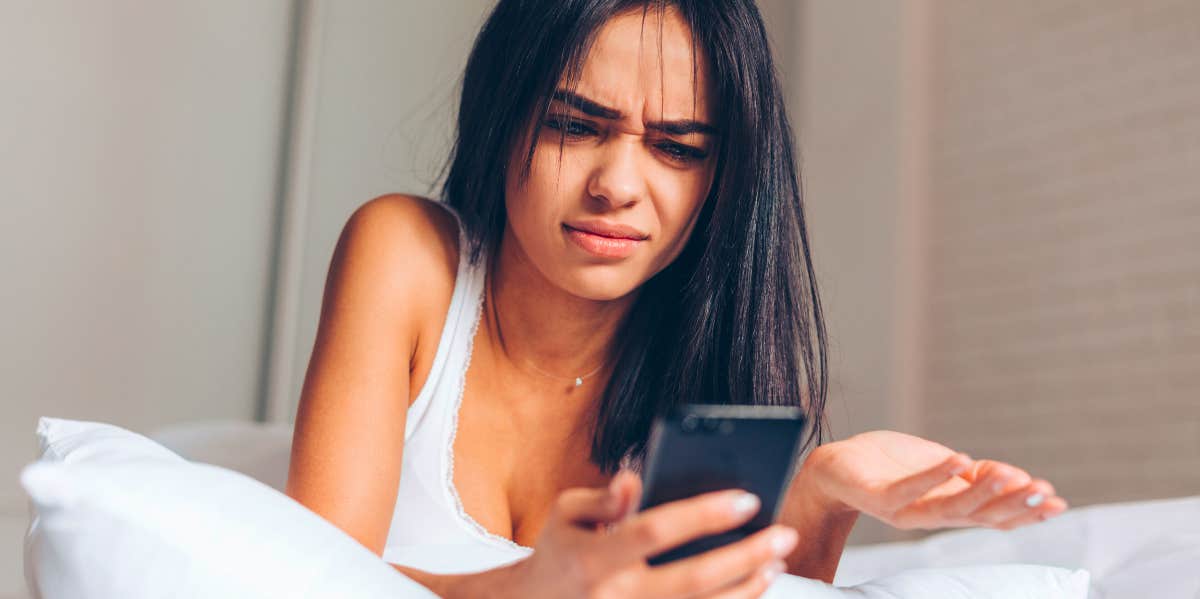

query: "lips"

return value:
[562, 222, 647, 259]
[563, 220, 649, 240]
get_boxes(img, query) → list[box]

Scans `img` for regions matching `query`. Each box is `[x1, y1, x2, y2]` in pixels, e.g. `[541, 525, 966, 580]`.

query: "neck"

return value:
[482, 225, 637, 385]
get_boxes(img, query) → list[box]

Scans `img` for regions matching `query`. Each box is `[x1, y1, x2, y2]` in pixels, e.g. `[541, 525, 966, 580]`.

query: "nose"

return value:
[586, 138, 646, 210]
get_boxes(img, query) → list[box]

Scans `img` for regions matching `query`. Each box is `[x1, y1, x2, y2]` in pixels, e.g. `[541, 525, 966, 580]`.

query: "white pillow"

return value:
[21, 417, 437, 599]
[34, 417, 186, 465]
[20, 417, 1089, 599]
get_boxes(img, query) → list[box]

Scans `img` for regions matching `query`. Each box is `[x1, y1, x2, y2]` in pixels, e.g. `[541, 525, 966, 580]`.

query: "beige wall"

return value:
[920, 0, 1200, 512]
[788, 0, 1200, 543]
[0, 2, 294, 596]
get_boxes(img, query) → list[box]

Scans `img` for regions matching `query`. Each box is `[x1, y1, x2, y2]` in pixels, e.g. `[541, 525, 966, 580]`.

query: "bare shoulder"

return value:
[342, 193, 460, 294]
[340, 194, 462, 402]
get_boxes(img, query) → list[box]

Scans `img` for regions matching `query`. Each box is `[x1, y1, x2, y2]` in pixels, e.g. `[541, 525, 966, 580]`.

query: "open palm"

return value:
[805, 430, 1067, 531]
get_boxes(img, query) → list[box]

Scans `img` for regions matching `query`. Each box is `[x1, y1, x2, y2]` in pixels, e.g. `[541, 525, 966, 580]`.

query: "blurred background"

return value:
[2, 1, 1198, 597]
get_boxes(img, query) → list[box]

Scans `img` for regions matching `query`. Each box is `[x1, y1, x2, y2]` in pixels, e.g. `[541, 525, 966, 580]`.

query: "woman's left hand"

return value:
[800, 430, 1068, 531]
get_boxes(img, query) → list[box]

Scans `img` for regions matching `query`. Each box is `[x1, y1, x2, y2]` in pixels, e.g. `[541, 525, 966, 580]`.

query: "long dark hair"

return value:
[439, 0, 828, 473]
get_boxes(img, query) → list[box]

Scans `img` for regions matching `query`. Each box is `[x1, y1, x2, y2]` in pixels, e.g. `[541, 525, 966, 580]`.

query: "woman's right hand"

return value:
[461, 470, 799, 599]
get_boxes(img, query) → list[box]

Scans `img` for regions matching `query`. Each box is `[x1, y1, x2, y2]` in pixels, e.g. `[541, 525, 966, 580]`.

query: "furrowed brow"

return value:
[551, 89, 622, 119]
[550, 88, 718, 136]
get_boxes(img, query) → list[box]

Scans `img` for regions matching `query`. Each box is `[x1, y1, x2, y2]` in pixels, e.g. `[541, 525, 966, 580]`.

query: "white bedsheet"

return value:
[835, 494, 1200, 598]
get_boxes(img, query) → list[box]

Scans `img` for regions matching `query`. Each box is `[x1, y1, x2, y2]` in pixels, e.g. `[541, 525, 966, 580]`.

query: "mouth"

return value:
[562, 224, 647, 259]
[563, 220, 649, 240]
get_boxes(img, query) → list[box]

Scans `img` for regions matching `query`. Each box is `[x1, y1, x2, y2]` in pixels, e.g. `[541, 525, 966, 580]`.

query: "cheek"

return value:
[649, 168, 711, 266]
[504, 141, 588, 244]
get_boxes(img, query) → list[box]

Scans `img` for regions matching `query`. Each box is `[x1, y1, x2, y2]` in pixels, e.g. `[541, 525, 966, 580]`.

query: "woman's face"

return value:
[503, 6, 718, 301]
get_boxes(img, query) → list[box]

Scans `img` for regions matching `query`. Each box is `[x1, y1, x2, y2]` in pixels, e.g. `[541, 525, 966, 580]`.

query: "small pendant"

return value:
[574, 377, 583, 387]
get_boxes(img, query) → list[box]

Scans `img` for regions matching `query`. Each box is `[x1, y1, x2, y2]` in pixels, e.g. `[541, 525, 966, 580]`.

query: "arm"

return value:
[776, 446, 859, 584]
[284, 194, 454, 555]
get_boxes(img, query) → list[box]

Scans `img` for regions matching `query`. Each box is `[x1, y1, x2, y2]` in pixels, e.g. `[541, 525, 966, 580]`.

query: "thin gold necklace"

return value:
[520, 356, 609, 388]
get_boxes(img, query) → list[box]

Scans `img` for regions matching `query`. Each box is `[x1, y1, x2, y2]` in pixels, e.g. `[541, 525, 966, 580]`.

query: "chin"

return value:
[560, 265, 644, 302]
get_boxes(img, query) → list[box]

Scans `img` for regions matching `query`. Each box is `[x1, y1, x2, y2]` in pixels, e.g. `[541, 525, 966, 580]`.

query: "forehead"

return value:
[564, 6, 714, 125]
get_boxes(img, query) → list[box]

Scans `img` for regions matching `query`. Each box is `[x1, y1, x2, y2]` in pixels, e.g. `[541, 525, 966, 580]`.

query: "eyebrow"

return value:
[550, 89, 718, 136]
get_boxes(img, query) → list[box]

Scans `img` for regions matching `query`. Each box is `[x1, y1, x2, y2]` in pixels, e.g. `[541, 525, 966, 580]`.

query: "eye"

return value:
[543, 115, 596, 139]
[655, 141, 708, 164]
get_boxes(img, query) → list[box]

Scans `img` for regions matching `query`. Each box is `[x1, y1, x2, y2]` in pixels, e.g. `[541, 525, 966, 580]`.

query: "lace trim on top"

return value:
[442, 238, 534, 553]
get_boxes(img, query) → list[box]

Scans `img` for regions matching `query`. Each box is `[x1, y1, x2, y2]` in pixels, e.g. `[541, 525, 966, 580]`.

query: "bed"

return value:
[19, 418, 1200, 598]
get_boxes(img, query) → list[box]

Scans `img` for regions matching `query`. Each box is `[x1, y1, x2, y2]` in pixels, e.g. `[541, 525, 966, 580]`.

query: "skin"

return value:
[286, 5, 1068, 598]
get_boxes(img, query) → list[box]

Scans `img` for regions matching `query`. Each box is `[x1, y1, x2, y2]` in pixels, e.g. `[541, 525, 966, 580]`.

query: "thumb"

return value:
[555, 470, 643, 527]
[557, 486, 624, 527]
[607, 469, 642, 521]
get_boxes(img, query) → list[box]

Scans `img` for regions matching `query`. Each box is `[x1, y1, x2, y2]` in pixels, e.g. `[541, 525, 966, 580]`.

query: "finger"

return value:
[600, 471, 642, 536]
[597, 472, 643, 540]
[555, 483, 627, 528]
[640, 525, 796, 598]
[703, 559, 786, 599]
[993, 495, 1069, 530]
[883, 453, 972, 510]
[910, 466, 1031, 525]
[965, 460, 1035, 494]
[967, 478, 1053, 526]
[606, 489, 763, 563]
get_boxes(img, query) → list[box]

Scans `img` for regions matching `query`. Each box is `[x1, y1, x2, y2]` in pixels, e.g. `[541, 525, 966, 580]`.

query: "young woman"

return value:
[285, 1, 1068, 597]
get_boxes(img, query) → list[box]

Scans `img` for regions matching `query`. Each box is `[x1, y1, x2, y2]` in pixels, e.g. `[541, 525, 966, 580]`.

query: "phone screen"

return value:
[636, 404, 807, 565]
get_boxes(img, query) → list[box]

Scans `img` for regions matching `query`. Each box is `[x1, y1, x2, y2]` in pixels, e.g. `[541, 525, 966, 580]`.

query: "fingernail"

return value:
[762, 560, 786, 583]
[731, 492, 760, 516]
[771, 528, 798, 556]
[991, 476, 1011, 493]
[1024, 493, 1045, 508]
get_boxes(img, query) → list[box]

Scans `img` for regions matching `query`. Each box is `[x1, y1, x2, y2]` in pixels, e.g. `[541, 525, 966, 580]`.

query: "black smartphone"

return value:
[636, 404, 807, 566]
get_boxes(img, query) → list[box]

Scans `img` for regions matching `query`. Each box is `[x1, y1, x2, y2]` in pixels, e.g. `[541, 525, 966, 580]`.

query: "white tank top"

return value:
[380, 201, 534, 574]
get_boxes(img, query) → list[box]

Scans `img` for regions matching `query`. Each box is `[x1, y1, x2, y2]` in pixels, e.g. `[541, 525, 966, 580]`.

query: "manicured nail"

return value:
[732, 492, 760, 516]
[771, 528, 798, 556]
[1025, 493, 1045, 508]
[991, 476, 1011, 493]
[762, 560, 786, 583]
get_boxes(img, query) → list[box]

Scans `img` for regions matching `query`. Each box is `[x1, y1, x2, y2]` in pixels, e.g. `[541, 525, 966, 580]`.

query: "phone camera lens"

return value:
[701, 418, 721, 433]
[680, 414, 700, 433]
